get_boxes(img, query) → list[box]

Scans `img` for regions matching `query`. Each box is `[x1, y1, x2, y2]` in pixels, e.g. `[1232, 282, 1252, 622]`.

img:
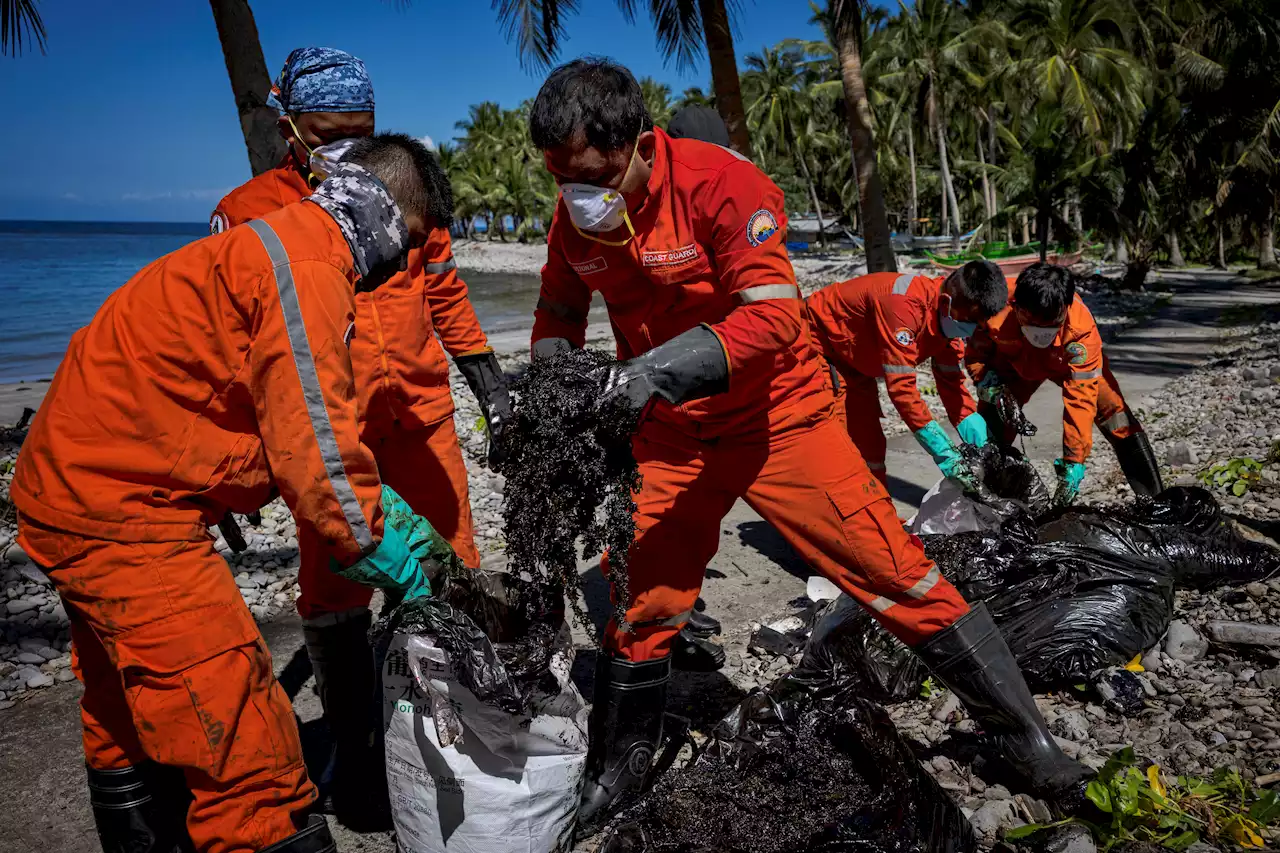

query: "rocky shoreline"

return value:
[1, 276, 1277, 852]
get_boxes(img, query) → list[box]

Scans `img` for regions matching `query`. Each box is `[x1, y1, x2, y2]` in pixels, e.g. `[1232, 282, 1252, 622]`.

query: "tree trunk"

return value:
[831, 3, 895, 271]
[976, 129, 993, 227]
[987, 110, 999, 219]
[1036, 204, 1049, 262]
[1116, 238, 1129, 265]
[1215, 216, 1226, 269]
[1072, 196, 1083, 236]
[794, 146, 826, 248]
[699, 0, 752, 158]
[908, 116, 918, 239]
[932, 94, 963, 252]
[1259, 215, 1277, 270]
[941, 178, 949, 239]
[208, 0, 286, 177]
[1168, 231, 1185, 267]
[1021, 212, 1030, 245]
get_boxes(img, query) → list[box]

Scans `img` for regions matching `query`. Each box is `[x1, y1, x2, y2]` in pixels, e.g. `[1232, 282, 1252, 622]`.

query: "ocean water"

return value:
[0, 220, 546, 383]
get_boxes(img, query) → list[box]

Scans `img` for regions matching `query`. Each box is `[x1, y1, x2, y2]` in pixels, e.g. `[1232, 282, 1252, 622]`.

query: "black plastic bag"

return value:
[372, 569, 565, 714]
[599, 661, 976, 852]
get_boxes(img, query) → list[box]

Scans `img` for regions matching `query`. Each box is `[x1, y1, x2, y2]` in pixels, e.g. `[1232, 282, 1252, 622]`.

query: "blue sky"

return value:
[0, 0, 829, 222]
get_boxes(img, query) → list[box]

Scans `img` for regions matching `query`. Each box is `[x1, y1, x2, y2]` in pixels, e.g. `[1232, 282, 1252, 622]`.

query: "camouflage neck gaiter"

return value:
[307, 162, 410, 282]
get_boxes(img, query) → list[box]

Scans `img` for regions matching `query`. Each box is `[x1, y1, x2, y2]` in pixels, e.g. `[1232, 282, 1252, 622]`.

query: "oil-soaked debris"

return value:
[499, 348, 641, 639]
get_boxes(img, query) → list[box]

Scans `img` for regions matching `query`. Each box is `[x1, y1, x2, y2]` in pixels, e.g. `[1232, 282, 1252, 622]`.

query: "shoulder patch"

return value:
[1066, 341, 1088, 364]
[894, 328, 915, 347]
[209, 211, 229, 235]
[745, 209, 779, 247]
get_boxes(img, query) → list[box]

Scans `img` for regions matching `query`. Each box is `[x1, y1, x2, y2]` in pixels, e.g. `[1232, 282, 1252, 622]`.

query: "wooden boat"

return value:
[924, 248, 1083, 275]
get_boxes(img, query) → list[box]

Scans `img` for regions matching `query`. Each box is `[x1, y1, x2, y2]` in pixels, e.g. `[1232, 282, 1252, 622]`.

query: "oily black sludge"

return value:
[600, 650, 977, 852]
[498, 348, 642, 637]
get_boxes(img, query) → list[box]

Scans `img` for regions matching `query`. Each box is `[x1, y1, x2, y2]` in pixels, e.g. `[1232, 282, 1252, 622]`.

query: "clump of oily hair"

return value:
[345, 132, 454, 227]
[948, 260, 1009, 318]
[1015, 262, 1077, 321]
[530, 57, 654, 152]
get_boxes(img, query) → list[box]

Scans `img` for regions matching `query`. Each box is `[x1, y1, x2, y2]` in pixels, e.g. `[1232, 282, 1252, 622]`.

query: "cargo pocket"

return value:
[826, 476, 907, 588]
[111, 602, 276, 772]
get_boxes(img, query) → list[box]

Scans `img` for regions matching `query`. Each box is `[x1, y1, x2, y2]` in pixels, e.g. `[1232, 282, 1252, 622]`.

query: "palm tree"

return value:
[804, 0, 897, 271]
[742, 45, 830, 245]
[675, 86, 715, 109]
[881, 0, 999, 250]
[208, 0, 286, 176]
[641, 77, 675, 129]
[492, 0, 753, 156]
[1, 0, 45, 55]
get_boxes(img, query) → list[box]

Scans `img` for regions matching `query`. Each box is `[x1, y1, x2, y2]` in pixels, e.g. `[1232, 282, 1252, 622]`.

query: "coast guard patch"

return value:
[1066, 341, 1087, 365]
[895, 328, 914, 347]
[745, 209, 779, 247]
[209, 211, 228, 235]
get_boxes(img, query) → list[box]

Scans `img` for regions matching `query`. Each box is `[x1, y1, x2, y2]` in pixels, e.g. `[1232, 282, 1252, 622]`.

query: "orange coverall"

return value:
[805, 272, 979, 484]
[213, 162, 484, 621]
[966, 294, 1141, 463]
[532, 129, 969, 662]
[12, 202, 388, 852]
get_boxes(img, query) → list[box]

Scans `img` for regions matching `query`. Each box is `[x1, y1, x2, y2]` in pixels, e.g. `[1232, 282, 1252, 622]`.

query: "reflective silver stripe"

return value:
[935, 364, 963, 373]
[904, 566, 941, 600]
[247, 219, 373, 552]
[882, 364, 916, 374]
[869, 596, 895, 613]
[424, 257, 457, 274]
[1071, 369, 1102, 380]
[1101, 411, 1131, 432]
[892, 273, 914, 295]
[736, 283, 801, 304]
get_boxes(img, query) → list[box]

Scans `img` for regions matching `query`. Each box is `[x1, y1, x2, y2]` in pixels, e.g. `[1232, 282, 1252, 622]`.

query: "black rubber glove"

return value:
[455, 352, 515, 466]
[596, 325, 730, 416]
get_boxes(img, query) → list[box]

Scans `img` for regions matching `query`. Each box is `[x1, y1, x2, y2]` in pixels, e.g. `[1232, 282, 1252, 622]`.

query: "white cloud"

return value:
[121, 187, 233, 203]
[417, 134, 437, 152]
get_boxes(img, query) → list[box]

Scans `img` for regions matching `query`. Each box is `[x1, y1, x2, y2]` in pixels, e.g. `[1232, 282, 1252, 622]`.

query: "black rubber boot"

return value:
[86, 762, 195, 853]
[671, 628, 726, 671]
[913, 603, 1093, 805]
[303, 609, 391, 832]
[579, 654, 670, 827]
[1111, 431, 1164, 498]
[685, 603, 721, 639]
[257, 814, 337, 853]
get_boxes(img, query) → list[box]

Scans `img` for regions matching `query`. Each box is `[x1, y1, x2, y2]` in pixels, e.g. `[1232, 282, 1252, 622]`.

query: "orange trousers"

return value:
[18, 518, 316, 853]
[984, 361, 1141, 449]
[834, 372, 890, 487]
[296, 416, 479, 621]
[603, 413, 970, 661]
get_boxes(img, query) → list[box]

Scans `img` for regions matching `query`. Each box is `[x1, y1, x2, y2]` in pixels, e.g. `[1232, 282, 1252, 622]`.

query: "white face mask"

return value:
[1021, 324, 1060, 349]
[561, 184, 629, 233]
[308, 138, 359, 184]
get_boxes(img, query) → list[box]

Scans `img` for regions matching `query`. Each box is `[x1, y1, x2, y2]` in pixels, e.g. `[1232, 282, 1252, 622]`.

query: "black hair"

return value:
[1014, 263, 1076, 320]
[529, 58, 654, 152]
[344, 132, 454, 227]
[949, 260, 1009, 318]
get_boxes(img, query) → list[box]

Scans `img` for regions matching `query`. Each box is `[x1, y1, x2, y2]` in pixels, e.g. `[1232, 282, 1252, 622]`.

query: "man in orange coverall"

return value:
[967, 262, 1162, 506]
[210, 48, 511, 824]
[12, 134, 458, 853]
[525, 59, 1092, 823]
[805, 263, 1009, 491]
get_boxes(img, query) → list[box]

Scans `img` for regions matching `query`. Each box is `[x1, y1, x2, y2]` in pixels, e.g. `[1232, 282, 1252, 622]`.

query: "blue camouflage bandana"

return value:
[267, 47, 375, 115]
[307, 162, 409, 283]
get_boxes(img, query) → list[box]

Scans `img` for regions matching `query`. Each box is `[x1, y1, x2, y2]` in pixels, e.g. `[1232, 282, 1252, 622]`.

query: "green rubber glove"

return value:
[956, 412, 989, 448]
[333, 486, 460, 601]
[1053, 459, 1087, 507]
[914, 421, 981, 494]
[380, 485, 459, 573]
[334, 522, 431, 600]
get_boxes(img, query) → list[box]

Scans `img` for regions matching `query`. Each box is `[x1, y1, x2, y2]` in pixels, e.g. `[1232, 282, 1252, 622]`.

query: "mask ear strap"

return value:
[573, 213, 636, 247]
